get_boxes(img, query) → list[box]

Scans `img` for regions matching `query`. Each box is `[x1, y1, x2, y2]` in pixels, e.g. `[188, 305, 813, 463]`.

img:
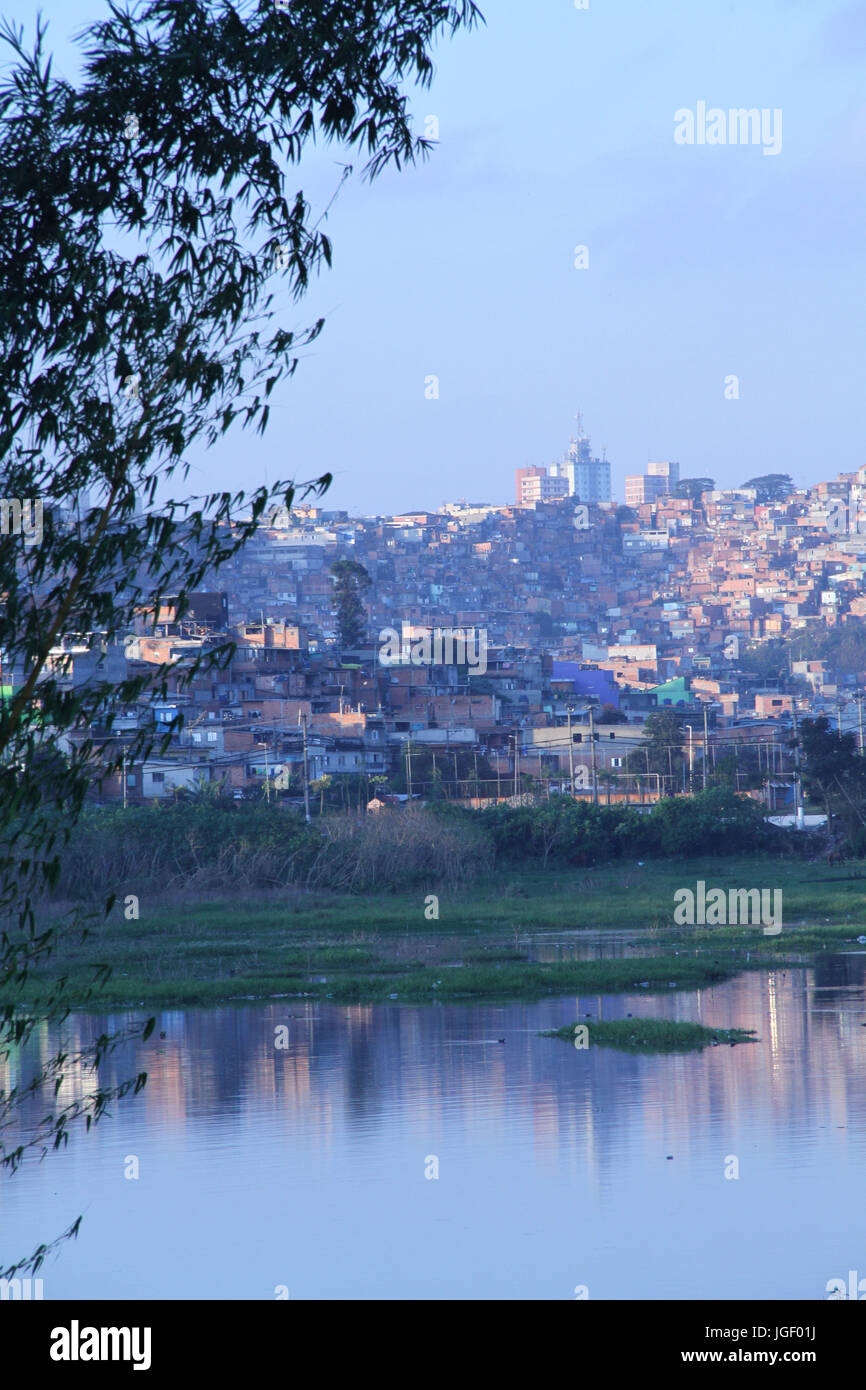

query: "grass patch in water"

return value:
[542, 1018, 759, 1053]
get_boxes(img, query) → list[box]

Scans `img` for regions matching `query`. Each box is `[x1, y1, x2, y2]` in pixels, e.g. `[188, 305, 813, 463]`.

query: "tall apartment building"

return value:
[516, 466, 546, 504]
[647, 460, 680, 491]
[625, 473, 667, 508]
[517, 468, 569, 505]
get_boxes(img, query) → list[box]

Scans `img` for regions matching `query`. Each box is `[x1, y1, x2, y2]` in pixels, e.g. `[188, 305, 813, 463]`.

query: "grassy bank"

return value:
[2, 949, 740, 1009]
[2, 855, 863, 1009]
[65, 853, 866, 934]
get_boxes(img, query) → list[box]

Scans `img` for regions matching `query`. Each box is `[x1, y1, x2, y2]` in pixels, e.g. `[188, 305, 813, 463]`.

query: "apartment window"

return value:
[127, 774, 137, 787]
[207, 731, 218, 742]
[151, 772, 164, 784]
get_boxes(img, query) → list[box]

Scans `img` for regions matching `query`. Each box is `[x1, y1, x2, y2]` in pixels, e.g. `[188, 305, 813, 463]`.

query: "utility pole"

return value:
[301, 714, 311, 823]
[791, 704, 804, 830]
[496, 751, 501, 801]
[702, 703, 709, 792]
[567, 706, 576, 797]
[122, 750, 128, 809]
[589, 705, 598, 805]
[513, 733, 519, 799]
[688, 723, 694, 796]
[263, 735, 271, 804]
[858, 691, 865, 755]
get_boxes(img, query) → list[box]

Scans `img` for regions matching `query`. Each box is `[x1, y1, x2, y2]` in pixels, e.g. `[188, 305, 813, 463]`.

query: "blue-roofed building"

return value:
[551, 661, 621, 708]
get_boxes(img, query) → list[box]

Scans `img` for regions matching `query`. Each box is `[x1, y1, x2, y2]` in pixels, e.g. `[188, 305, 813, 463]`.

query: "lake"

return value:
[2, 952, 865, 1299]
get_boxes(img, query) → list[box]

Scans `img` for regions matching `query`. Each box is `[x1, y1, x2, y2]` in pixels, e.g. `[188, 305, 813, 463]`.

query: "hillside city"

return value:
[30, 418, 866, 813]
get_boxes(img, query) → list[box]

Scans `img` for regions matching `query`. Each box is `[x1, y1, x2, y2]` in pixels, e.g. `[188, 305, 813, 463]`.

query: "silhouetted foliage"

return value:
[330, 560, 371, 647]
[674, 478, 714, 501]
[0, 0, 482, 1279]
[741, 474, 794, 503]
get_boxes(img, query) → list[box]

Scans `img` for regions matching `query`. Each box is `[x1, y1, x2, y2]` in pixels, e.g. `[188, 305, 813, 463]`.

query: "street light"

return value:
[854, 691, 866, 755]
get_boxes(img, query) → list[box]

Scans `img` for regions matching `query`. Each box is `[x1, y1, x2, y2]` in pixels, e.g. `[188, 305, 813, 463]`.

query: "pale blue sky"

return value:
[7, 0, 866, 514]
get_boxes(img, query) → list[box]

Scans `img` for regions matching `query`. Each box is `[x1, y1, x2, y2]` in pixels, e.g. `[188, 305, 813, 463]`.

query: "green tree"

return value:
[798, 716, 866, 844]
[741, 474, 794, 503]
[597, 767, 617, 804]
[311, 774, 334, 815]
[790, 619, 866, 676]
[741, 638, 789, 681]
[329, 560, 371, 647]
[0, 0, 482, 1281]
[648, 787, 776, 856]
[708, 750, 738, 789]
[629, 710, 684, 786]
[674, 478, 714, 502]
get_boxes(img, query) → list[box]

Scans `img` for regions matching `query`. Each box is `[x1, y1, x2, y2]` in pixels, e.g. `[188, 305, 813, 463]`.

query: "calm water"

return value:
[2, 954, 866, 1300]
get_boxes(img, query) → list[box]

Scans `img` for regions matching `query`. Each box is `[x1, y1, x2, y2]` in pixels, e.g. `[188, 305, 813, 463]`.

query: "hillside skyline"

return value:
[8, 0, 866, 517]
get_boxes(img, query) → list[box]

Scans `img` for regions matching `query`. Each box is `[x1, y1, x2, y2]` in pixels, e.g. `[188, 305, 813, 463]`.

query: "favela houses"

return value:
[0, 0, 863, 1363]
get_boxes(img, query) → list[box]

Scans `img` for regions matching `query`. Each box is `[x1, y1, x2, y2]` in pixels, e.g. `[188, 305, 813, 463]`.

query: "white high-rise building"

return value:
[563, 415, 611, 503]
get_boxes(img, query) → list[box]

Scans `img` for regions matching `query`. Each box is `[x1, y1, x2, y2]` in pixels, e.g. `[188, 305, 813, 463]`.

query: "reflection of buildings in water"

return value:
[531, 1083, 560, 1168]
[4, 957, 866, 1185]
[140, 1050, 188, 1125]
[767, 970, 781, 1068]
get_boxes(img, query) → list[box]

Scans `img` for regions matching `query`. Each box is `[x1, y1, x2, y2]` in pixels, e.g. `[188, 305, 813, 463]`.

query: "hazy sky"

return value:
[8, 0, 866, 515]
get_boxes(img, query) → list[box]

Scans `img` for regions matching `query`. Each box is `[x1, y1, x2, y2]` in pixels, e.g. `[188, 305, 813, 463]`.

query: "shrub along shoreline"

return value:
[51, 787, 800, 901]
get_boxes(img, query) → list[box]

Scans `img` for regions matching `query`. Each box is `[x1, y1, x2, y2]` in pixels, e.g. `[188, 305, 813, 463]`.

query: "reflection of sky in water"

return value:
[1, 955, 865, 1300]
